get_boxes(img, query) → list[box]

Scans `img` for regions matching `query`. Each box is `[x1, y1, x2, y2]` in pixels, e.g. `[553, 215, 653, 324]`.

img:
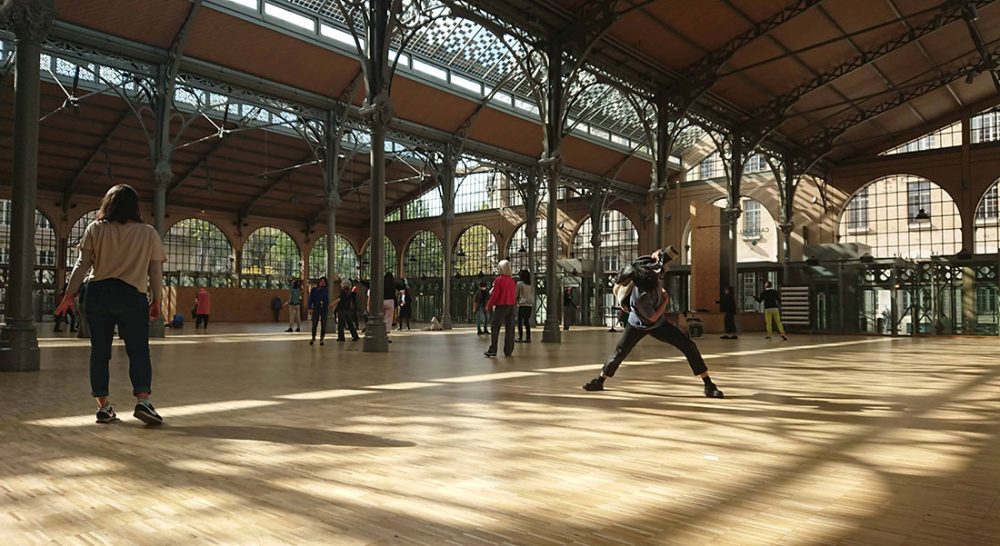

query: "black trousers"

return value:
[516, 306, 532, 340]
[337, 310, 359, 340]
[488, 305, 516, 356]
[195, 314, 209, 329]
[311, 308, 328, 340]
[602, 321, 708, 378]
[724, 311, 736, 334]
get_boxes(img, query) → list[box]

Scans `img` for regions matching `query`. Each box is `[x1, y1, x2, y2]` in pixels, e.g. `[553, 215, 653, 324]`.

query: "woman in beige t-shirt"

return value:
[56, 184, 167, 426]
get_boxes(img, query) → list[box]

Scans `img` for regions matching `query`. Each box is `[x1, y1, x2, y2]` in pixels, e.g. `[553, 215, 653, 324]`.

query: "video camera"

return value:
[612, 245, 680, 311]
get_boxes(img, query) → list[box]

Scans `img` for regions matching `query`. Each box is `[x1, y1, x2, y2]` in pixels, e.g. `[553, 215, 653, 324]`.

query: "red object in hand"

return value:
[54, 293, 75, 317]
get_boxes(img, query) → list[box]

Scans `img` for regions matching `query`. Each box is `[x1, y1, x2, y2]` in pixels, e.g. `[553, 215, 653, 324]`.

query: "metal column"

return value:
[0, 0, 54, 372]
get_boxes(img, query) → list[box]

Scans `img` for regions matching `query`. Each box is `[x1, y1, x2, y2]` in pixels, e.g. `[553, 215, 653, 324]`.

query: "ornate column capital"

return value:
[326, 190, 342, 210]
[2, 0, 55, 43]
[153, 159, 173, 189]
[359, 93, 394, 131]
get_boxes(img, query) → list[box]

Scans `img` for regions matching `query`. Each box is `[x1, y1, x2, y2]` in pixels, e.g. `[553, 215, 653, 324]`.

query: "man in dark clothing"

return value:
[716, 286, 738, 339]
[270, 295, 282, 322]
[473, 282, 490, 335]
[755, 281, 787, 340]
[333, 279, 360, 341]
[309, 277, 330, 345]
[582, 260, 724, 398]
[562, 287, 578, 331]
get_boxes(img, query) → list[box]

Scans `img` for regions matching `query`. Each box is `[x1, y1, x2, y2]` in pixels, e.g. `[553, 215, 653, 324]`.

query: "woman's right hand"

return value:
[55, 293, 75, 316]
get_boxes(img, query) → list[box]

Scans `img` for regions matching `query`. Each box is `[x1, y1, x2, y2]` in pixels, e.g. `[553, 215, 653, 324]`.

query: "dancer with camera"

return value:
[582, 246, 725, 398]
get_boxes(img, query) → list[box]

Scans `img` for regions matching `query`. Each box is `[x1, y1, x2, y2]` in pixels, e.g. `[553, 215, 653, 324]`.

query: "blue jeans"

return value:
[84, 279, 152, 398]
[476, 308, 489, 333]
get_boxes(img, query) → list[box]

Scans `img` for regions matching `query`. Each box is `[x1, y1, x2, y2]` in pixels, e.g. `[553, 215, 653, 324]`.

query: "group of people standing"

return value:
[297, 276, 361, 345]
[474, 263, 536, 356]
[277, 272, 414, 345]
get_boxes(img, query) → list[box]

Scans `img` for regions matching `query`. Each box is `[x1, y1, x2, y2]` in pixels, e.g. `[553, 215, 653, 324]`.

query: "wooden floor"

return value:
[1, 324, 999, 545]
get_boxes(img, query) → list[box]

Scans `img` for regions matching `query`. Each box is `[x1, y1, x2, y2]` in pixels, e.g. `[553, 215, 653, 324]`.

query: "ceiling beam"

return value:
[961, 2, 1000, 92]
[167, 136, 227, 196]
[240, 152, 319, 217]
[883, 0, 965, 110]
[804, 47, 1000, 150]
[167, 0, 202, 82]
[668, 0, 822, 106]
[63, 108, 132, 203]
[746, 1, 986, 139]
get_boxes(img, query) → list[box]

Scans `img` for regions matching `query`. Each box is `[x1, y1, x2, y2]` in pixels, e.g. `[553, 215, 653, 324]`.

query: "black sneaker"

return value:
[133, 401, 164, 425]
[582, 377, 605, 391]
[704, 385, 725, 399]
[285, 328, 293, 333]
[96, 405, 119, 424]
[780, 335, 788, 341]
[764, 336, 771, 340]
[483, 351, 497, 358]
[295, 328, 300, 332]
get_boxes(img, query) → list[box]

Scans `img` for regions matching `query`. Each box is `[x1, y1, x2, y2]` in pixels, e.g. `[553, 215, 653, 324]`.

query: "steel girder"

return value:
[803, 46, 1000, 151]
[667, 0, 823, 110]
[31, 20, 645, 205]
[62, 108, 132, 204]
[745, 0, 995, 142]
[961, 1, 1000, 91]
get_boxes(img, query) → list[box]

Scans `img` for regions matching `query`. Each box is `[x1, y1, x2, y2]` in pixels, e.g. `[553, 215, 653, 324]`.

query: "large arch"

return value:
[165, 218, 235, 287]
[974, 177, 1000, 254]
[571, 209, 639, 273]
[310, 234, 359, 279]
[66, 209, 98, 266]
[240, 226, 300, 289]
[0, 201, 58, 318]
[360, 236, 398, 278]
[507, 219, 550, 274]
[837, 174, 962, 259]
[454, 224, 498, 277]
[403, 230, 444, 279]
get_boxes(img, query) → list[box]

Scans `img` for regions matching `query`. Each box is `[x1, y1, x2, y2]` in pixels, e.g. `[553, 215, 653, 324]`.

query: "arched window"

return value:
[309, 234, 359, 279]
[33, 210, 57, 278]
[455, 170, 504, 213]
[710, 197, 779, 263]
[240, 227, 300, 288]
[360, 236, 398, 277]
[404, 231, 444, 278]
[0, 201, 58, 317]
[404, 188, 443, 220]
[454, 224, 497, 277]
[974, 179, 1000, 253]
[507, 219, 550, 274]
[838, 175, 961, 259]
[66, 210, 98, 267]
[572, 210, 638, 274]
[165, 219, 234, 287]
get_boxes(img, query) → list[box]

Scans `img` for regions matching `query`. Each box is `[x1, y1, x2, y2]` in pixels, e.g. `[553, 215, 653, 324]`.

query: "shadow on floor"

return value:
[163, 425, 416, 447]
[749, 392, 906, 412]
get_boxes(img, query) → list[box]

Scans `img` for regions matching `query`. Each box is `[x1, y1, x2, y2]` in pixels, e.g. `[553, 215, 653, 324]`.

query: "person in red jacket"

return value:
[484, 259, 517, 358]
